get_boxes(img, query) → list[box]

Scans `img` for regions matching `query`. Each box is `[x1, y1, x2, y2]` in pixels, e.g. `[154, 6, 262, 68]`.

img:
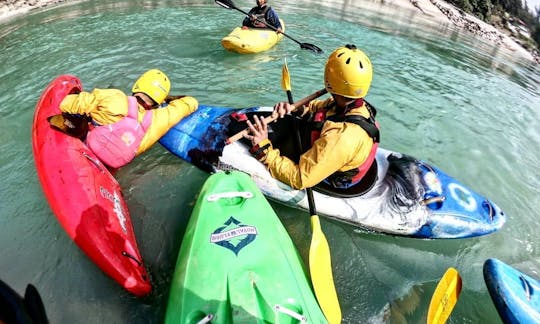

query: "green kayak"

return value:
[165, 171, 327, 324]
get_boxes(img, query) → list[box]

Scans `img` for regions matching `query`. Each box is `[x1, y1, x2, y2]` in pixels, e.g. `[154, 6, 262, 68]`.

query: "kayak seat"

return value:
[227, 111, 301, 162]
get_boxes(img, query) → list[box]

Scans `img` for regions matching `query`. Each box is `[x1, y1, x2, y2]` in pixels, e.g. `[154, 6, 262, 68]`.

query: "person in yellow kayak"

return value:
[242, 0, 283, 33]
[57, 69, 198, 168]
[244, 44, 380, 191]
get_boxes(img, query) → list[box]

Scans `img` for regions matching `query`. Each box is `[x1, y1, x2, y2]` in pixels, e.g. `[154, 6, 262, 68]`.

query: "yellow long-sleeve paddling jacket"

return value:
[60, 88, 198, 155]
[261, 97, 375, 190]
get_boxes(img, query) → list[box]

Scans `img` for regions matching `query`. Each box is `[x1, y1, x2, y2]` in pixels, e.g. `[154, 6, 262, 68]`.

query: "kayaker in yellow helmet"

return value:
[242, 0, 283, 33]
[244, 44, 380, 190]
[58, 69, 198, 168]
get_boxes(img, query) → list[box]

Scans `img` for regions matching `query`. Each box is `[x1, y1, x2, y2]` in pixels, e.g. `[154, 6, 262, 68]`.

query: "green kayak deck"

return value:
[165, 171, 327, 324]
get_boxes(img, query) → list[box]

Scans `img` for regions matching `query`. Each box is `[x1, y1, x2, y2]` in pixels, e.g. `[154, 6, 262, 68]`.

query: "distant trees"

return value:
[450, 0, 474, 13]
[532, 21, 539, 49]
[445, 0, 539, 49]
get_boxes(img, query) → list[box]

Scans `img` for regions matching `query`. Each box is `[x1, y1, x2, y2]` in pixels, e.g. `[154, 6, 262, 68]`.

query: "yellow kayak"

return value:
[221, 20, 285, 54]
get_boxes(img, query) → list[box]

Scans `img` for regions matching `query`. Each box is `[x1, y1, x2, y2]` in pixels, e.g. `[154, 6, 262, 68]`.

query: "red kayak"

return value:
[32, 75, 151, 296]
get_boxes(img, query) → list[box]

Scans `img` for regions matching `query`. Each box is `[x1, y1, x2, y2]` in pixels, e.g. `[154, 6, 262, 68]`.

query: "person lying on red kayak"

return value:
[52, 69, 198, 168]
[242, 0, 283, 33]
[244, 44, 380, 190]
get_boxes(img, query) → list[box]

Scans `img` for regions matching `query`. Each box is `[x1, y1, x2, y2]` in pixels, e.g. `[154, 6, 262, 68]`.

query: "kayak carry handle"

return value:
[196, 314, 214, 324]
[82, 152, 104, 172]
[421, 196, 446, 207]
[519, 275, 532, 301]
[482, 200, 495, 221]
[207, 191, 253, 202]
[121, 251, 142, 267]
[274, 304, 307, 323]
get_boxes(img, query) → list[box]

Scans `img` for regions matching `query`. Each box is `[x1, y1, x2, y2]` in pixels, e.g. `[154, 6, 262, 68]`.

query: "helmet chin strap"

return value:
[346, 98, 364, 110]
[333, 95, 363, 114]
[133, 93, 157, 110]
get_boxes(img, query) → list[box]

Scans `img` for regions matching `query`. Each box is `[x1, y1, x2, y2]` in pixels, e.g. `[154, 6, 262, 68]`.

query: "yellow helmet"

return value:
[132, 69, 171, 105]
[324, 44, 373, 99]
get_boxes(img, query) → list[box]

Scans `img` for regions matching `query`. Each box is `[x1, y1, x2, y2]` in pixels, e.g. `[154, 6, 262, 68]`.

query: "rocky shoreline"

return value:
[415, 0, 539, 62]
[1, 0, 538, 62]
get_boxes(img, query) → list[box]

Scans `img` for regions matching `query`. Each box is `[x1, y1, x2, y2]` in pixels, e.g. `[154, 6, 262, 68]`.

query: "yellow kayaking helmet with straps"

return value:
[132, 69, 171, 105]
[324, 44, 373, 99]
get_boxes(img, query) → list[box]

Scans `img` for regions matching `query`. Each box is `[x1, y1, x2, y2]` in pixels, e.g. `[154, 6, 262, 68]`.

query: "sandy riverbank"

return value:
[0, 0, 538, 62]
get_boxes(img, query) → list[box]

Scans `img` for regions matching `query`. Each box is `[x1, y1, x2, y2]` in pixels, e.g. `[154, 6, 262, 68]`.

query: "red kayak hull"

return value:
[32, 75, 151, 296]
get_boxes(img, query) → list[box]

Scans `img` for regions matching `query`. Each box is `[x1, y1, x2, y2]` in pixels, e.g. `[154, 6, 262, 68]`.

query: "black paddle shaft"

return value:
[285, 89, 318, 216]
[215, 0, 323, 53]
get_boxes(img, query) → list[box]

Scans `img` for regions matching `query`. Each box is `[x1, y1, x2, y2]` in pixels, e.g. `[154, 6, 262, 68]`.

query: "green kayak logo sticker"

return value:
[210, 217, 258, 255]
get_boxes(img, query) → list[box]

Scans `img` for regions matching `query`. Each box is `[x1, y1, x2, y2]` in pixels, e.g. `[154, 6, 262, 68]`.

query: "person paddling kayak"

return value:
[242, 0, 283, 33]
[244, 44, 380, 191]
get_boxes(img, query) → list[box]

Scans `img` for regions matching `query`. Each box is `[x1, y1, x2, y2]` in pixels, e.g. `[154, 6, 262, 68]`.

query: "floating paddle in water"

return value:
[281, 61, 341, 324]
[427, 267, 462, 324]
[215, 0, 323, 53]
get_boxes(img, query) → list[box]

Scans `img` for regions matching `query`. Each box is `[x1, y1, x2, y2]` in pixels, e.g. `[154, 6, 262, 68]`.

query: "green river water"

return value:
[0, 0, 539, 323]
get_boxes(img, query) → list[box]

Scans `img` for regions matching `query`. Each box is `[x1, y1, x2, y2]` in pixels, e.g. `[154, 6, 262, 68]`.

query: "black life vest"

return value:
[249, 6, 271, 27]
[308, 99, 380, 189]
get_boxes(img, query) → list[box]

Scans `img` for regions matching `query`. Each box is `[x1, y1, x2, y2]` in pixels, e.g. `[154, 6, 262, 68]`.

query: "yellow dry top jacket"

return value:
[262, 97, 375, 190]
[60, 88, 198, 154]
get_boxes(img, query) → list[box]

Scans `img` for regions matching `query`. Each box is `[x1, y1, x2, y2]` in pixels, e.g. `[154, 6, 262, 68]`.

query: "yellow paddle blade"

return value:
[281, 60, 291, 92]
[427, 267, 462, 324]
[309, 215, 341, 324]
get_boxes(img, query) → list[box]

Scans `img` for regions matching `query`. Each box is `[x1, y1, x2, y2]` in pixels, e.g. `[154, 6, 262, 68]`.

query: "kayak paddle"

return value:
[215, 0, 323, 53]
[427, 267, 462, 324]
[281, 61, 341, 324]
[226, 88, 327, 144]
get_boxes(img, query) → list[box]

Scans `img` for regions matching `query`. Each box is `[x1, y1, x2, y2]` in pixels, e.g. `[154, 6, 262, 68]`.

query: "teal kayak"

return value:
[483, 258, 540, 323]
[165, 171, 327, 323]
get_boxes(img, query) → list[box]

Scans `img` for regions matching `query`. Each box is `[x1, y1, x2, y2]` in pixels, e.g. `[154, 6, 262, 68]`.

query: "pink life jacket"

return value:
[310, 99, 380, 189]
[86, 96, 152, 168]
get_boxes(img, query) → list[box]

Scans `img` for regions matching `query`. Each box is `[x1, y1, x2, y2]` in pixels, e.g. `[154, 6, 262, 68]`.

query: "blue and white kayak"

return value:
[160, 104, 506, 239]
[483, 258, 540, 323]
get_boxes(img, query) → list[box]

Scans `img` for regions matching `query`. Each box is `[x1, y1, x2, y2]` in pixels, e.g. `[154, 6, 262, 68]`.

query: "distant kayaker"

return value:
[244, 44, 380, 191]
[54, 69, 198, 168]
[242, 0, 283, 33]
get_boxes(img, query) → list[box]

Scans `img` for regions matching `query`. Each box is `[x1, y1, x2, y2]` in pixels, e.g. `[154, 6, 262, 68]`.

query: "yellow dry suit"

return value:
[60, 88, 198, 156]
[256, 97, 379, 190]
